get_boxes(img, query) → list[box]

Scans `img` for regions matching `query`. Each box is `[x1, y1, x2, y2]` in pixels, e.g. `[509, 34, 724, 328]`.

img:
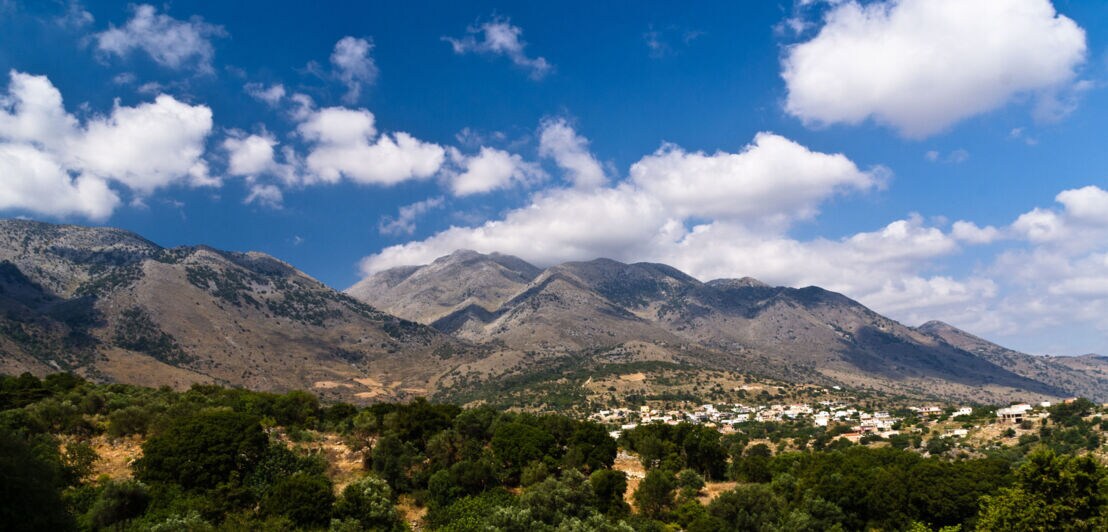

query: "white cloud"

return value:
[445, 19, 551, 79]
[298, 107, 445, 186]
[951, 220, 1001, 244]
[94, 4, 225, 72]
[782, 0, 1087, 137]
[538, 118, 606, 189]
[331, 37, 378, 103]
[222, 131, 306, 207]
[224, 133, 277, 177]
[72, 94, 215, 192]
[0, 144, 119, 220]
[379, 197, 445, 236]
[1056, 185, 1108, 224]
[244, 83, 286, 107]
[244, 184, 283, 209]
[938, 185, 1108, 350]
[55, 1, 93, 28]
[445, 146, 545, 196]
[629, 132, 880, 225]
[0, 70, 214, 219]
[1011, 186, 1108, 249]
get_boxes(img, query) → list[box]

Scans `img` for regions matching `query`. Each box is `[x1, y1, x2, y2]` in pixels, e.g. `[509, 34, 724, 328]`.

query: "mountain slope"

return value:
[917, 321, 1108, 402]
[350, 251, 1082, 403]
[347, 249, 542, 324]
[0, 219, 476, 401]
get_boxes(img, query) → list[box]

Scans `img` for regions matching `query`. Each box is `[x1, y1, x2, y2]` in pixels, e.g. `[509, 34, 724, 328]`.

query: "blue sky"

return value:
[0, 1, 1106, 355]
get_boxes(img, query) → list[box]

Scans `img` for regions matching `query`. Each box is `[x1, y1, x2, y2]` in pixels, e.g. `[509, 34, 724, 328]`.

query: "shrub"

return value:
[259, 472, 335, 527]
[333, 475, 405, 531]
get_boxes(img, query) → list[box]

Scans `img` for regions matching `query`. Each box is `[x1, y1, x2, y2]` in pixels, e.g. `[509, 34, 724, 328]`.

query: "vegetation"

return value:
[0, 372, 1105, 531]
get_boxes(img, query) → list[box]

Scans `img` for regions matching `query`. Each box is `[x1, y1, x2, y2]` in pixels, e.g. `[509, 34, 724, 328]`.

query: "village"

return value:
[590, 398, 1059, 443]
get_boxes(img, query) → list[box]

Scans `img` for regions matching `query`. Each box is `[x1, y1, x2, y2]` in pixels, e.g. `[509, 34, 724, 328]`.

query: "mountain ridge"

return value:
[0, 220, 1103, 405]
[351, 249, 1106, 402]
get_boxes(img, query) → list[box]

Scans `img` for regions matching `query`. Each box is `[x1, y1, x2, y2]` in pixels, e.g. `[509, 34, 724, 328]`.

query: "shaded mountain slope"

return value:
[918, 321, 1108, 402]
[0, 220, 476, 401]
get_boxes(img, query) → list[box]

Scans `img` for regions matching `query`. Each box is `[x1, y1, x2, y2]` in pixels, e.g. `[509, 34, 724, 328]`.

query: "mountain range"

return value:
[0, 219, 1104, 404]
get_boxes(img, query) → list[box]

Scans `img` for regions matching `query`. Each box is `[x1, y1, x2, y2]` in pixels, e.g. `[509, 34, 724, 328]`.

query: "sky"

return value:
[0, 0, 1106, 355]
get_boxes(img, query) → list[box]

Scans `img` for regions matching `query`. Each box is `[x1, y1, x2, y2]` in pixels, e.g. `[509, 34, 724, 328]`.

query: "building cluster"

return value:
[592, 401, 912, 439]
[590, 400, 1036, 441]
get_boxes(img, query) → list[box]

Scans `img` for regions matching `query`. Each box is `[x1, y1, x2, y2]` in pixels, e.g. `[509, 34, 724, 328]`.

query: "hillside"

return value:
[0, 219, 479, 401]
[351, 251, 1094, 403]
[917, 321, 1108, 401]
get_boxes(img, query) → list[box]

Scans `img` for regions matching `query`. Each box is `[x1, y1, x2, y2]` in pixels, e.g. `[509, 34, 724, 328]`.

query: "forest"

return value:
[1, 372, 1105, 531]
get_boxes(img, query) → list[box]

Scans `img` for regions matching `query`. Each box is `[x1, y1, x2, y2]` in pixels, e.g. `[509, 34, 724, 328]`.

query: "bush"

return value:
[86, 480, 151, 529]
[676, 469, 706, 499]
[107, 405, 152, 437]
[259, 472, 335, 527]
[333, 475, 405, 531]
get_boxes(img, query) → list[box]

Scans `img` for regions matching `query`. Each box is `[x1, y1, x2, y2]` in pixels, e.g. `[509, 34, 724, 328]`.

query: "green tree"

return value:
[136, 410, 268, 490]
[491, 422, 556, 483]
[977, 447, 1106, 531]
[591, 469, 630, 516]
[676, 469, 706, 500]
[634, 469, 677, 520]
[0, 429, 74, 531]
[731, 443, 772, 483]
[708, 483, 786, 531]
[1048, 398, 1096, 427]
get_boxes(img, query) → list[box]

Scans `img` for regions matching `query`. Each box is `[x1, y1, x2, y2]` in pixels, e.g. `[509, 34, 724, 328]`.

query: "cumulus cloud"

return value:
[379, 197, 445, 236]
[445, 18, 551, 79]
[1010, 186, 1108, 252]
[629, 132, 880, 226]
[224, 133, 278, 177]
[94, 4, 226, 72]
[330, 37, 378, 103]
[72, 94, 216, 192]
[951, 221, 1001, 244]
[538, 118, 607, 189]
[445, 146, 545, 196]
[222, 130, 308, 208]
[0, 70, 214, 219]
[297, 107, 445, 186]
[0, 144, 119, 220]
[782, 0, 1087, 137]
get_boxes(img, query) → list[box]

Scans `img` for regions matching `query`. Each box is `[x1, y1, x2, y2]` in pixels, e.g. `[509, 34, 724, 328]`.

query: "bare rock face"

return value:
[0, 219, 474, 402]
[349, 251, 1096, 403]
